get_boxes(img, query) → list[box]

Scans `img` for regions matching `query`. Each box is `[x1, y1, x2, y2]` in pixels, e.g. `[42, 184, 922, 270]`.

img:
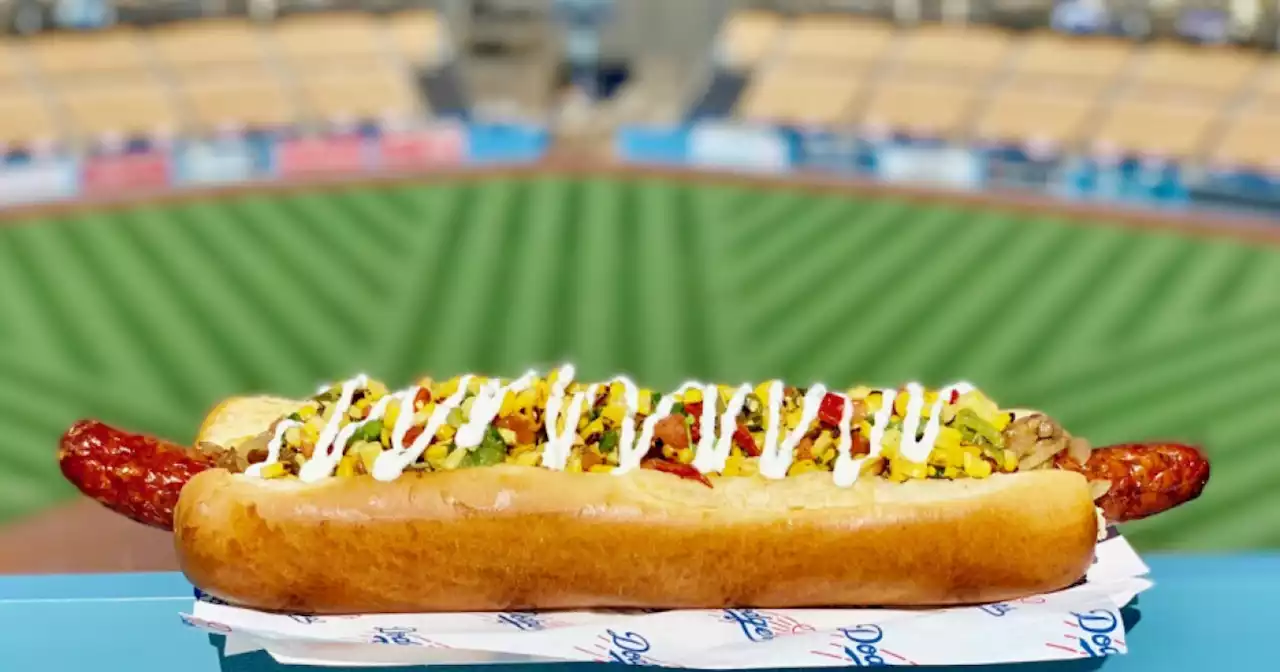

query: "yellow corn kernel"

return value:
[813, 430, 834, 455]
[788, 459, 818, 476]
[661, 444, 678, 460]
[943, 465, 959, 479]
[784, 409, 802, 429]
[355, 442, 381, 472]
[717, 385, 733, 404]
[384, 402, 400, 429]
[498, 392, 517, 418]
[609, 381, 626, 402]
[497, 428, 517, 445]
[677, 447, 694, 464]
[284, 426, 302, 447]
[588, 464, 615, 474]
[335, 454, 358, 478]
[845, 385, 873, 401]
[965, 453, 993, 478]
[300, 421, 320, 444]
[754, 381, 773, 403]
[438, 425, 457, 441]
[260, 462, 288, 479]
[380, 427, 392, 446]
[367, 380, 389, 399]
[467, 378, 483, 394]
[512, 451, 541, 467]
[683, 388, 703, 404]
[601, 404, 625, 425]
[638, 389, 653, 415]
[442, 445, 469, 470]
[297, 404, 317, 421]
[992, 412, 1013, 432]
[425, 443, 449, 462]
[722, 454, 744, 477]
[893, 392, 910, 417]
[936, 426, 962, 451]
[739, 457, 760, 476]
[583, 418, 605, 438]
[566, 455, 583, 473]
[437, 377, 459, 399]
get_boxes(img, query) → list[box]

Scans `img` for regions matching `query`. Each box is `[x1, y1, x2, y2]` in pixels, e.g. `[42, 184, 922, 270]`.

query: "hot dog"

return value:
[57, 366, 1209, 614]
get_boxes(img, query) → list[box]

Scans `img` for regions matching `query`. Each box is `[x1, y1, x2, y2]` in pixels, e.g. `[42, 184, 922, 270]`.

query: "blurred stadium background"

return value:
[0, 0, 1278, 565]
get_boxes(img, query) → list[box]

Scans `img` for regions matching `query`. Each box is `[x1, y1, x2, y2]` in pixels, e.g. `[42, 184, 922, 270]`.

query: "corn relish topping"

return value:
[244, 366, 1085, 488]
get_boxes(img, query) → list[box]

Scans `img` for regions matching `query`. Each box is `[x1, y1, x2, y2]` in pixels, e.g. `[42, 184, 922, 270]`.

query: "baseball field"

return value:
[2, 171, 1277, 552]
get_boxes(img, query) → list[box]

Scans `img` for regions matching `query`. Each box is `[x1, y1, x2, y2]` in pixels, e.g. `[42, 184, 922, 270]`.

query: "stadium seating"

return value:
[296, 65, 427, 125]
[148, 18, 266, 71]
[26, 28, 149, 80]
[714, 9, 1280, 167]
[56, 75, 181, 141]
[0, 89, 58, 147]
[177, 69, 299, 133]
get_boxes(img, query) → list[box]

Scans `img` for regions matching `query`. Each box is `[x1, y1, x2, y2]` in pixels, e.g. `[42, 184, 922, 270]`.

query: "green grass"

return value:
[2, 175, 1278, 552]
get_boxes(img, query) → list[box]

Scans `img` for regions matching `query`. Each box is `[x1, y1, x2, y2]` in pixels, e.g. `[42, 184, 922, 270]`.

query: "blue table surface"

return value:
[1, 555, 1277, 671]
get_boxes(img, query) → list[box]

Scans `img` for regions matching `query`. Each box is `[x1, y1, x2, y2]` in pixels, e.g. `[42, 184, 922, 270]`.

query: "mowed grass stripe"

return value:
[470, 179, 531, 375]
[919, 221, 1077, 387]
[498, 178, 574, 375]
[730, 196, 894, 332]
[1043, 322, 1280, 431]
[1076, 348, 1280, 441]
[670, 183, 716, 380]
[725, 190, 822, 254]
[990, 225, 1132, 383]
[278, 190, 403, 299]
[224, 195, 373, 352]
[1172, 484, 1280, 551]
[847, 210, 1020, 386]
[571, 178, 626, 379]
[1130, 238, 1261, 342]
[0, 350, 182, 435]
[371, 183, 475, 384]
[120, 204, 303, 394]
[677, 183, 741, 380]
[72, 209, 235, 409]
[4, 219, 138, 375]
[411, 181, 524, 374]
[1003, 307, 1280, 403]
[633, 179, 688, 387]
[167, 201, 341, 390]
[752, 203, 947, 383]
[1046, 232, 1189, 365]
[0, 228, 58, 353]
[1108, 236, 1209, 338]
[724, 196, 854, 296]
[866, 212, 1036, 386]
[548, 179, 584, 367]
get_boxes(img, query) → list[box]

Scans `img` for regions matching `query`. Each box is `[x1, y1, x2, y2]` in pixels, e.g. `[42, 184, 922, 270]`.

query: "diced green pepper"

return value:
[462, 427, 508, 468]
[956, 409, 1003, 448]
[671, 402, 685, 416]
[287, 412, 303, 422]
[355, 420, 383, 443]
[600, 430, 619, 454]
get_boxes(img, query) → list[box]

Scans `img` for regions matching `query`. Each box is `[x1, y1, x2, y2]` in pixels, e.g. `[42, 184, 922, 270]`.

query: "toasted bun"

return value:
[175, 397, 1098, 614]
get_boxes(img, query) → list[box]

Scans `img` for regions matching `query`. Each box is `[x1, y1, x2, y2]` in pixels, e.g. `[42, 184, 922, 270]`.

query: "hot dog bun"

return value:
[174, 396, 1098, 614]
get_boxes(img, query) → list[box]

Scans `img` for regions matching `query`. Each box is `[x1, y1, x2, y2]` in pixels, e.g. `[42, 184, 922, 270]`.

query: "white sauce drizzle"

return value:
[371, 375, 472, 481]
[760, 384, 827, 479]
[692, 383, 752, 475]
[456, 370, 537, 449]
[251, 367, 981, 488]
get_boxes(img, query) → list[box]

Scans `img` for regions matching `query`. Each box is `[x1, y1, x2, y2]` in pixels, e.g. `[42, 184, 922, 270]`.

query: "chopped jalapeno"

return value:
[600, 430, 620, 454]
[355, 419, 383, 443]
[462, 427, 507, 468]
[957, 409, 1003, 448]
[287, 412, 303, 422]
[671, 402, 685, 416]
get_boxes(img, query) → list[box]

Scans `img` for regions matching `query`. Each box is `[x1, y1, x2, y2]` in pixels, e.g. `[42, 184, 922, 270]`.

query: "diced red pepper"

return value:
[684, 401, 703, 443]
[732, 423, 760, 457]
[817, 392, 845, 427]
[403, 425, 425, 447]
[641, 458, 712, 487]
[413, 387, 432, 410]
[949, 389, 960, 404]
